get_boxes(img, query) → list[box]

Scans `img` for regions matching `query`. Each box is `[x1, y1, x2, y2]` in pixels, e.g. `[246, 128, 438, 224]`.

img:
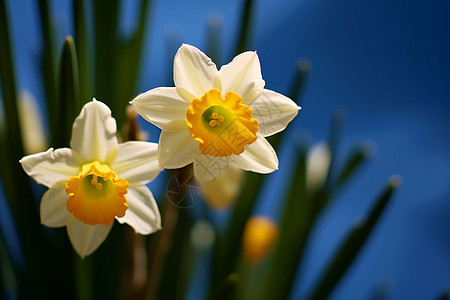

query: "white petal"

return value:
[158, 129, 198, 169]
[193, 151, 234, 184]
[40, 183, 69, 228]
[219, 51, 265, 103]
[250, 89, 301, 137]
[66, 215, 113, 258]
[233, 135, 278, 173]
[70, 99, 118, 162]
[173, 44, 218, 101]
[19, 148, 79, 188]
[109, 141, 163, 187]
[131, 87, 189, 132]
[116, 186, 161, 235]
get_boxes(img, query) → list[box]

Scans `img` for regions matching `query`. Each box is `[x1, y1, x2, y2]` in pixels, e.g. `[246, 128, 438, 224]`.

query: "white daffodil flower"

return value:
[20, 99, 162, 258]
[131, 44, 300, 183]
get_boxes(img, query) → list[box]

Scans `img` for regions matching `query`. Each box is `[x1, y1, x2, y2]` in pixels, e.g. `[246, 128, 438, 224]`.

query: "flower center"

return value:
[65, 161, 129, 225]
[186, 89, 259, 157]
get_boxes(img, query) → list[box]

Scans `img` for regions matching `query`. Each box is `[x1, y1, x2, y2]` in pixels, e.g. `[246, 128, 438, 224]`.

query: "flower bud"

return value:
[306, 142, 331, 194]
[18, 90, 48, 154]
[201, 166, 243, 209]
[242, 216, 278, 264]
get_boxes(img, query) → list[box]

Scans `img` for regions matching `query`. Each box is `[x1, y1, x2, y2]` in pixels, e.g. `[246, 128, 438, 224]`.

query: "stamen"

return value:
[91, 175, 98, 185]
[209, 120, 217, 127]
[96, 182, 103, 190]
[211, 112, 219, 119]
[217, 116, 224, 123]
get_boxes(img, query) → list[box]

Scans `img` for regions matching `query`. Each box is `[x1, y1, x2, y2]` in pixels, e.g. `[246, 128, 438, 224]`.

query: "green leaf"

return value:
[206, 12, 223, 65]
[0, 229, 18, 298]
[0, 0, 39, 241]
[93, 0, 152, 129]
[57, 36, 81, 146]
[336, 141, 374, 189]
[435, 287, 450, 300]
[0, 0, 25, 207]
[289, 58, 311, 106]
[38, 0, 58, 145]
[145, 167, 194, 300]
[93, 0, 119, 109]
[260, 135, 309, 300]
[157, 209, 194, 300]
[113, 0, 153, 128]
[235, 0, 256, 55]
[209, 171, 265, 298]
[307, 176, 401, 300]
[73, 0, 94, 103]
[326, 108, 346, 159]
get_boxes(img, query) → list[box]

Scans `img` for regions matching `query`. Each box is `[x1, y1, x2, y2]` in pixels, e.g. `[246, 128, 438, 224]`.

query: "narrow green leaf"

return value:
[206, 12, 223, 65]
[318, 109, 347, 209]
[0, 0, 39, 237]
[38, 0, 58, 144]
[114, 0, 152, 128]
[327, 108, 346, 160]
[57, 36, 81, 146]
[93, 0, 119, 109]
[336, 141, 374, 189]
[435, 287, 450, 300]
[260, 136, 309, 300]
[0, 0, 25, 207]
[0, 232, 18, 298]
[145, 167, 192, 300]
[235, 0, 255, 55]
[73, 0, 94, 103]
[158, 209, 194, 300]
[307, 176, 401, 300]
[209, 172, 264, 298]
[289, 58, 311, 105]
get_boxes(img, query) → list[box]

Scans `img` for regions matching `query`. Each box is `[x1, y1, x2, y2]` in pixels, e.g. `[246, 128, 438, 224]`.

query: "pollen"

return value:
[186, 89, 259, 157]
[209, 112, 225, 128]
[65, 161, 129, 225]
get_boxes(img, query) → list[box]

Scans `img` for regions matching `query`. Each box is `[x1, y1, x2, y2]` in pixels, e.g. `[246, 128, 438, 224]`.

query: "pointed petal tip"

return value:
[389, 175, 402, 187]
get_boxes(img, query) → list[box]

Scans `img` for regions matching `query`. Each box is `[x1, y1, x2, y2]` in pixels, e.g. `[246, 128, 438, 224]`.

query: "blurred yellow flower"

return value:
[201, 166, 243, 209]
[242, 216, 278, 264]
[20, 99, 162, 258]
[131, 44, 300, 183]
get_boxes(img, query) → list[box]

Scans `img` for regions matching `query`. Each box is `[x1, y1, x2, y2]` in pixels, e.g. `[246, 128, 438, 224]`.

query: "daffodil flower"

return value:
[131, 44, 300, 183]
[20, 99, 162, 258]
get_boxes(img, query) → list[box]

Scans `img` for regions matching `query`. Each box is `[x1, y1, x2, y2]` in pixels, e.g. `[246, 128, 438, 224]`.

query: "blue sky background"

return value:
[2, 0, 450, 299]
